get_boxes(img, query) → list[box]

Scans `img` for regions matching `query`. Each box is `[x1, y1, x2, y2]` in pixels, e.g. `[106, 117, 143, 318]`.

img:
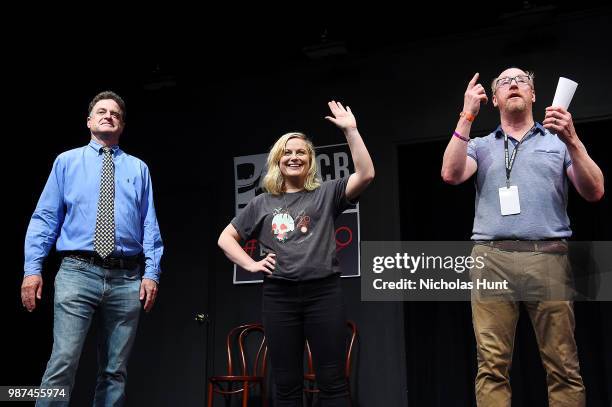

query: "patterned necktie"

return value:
[94, 147, 115, 258]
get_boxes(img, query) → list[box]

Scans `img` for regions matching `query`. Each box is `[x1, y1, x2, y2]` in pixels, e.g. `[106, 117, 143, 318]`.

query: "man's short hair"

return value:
[88, 91, 126, 122]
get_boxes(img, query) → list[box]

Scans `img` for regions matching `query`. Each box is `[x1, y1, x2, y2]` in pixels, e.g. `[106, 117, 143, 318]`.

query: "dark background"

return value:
[2, 2, 611, 406]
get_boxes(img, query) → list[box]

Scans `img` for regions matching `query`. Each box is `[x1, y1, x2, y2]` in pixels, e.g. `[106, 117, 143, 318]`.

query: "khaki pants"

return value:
[470, 244, 585, 407]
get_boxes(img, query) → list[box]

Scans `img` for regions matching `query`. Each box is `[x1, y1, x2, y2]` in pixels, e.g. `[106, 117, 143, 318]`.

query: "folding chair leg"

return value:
[207, 382, 213, 407]
[242, 382, 249, 407]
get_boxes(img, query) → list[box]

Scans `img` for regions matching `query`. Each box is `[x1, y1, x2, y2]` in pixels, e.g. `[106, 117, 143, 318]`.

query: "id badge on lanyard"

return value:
[499, 185, 520, 215]
[498, 127, 533, 216]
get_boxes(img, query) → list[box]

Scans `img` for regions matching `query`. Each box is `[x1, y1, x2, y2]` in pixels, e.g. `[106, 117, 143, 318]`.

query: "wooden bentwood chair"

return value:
[207, 323, 268, 407]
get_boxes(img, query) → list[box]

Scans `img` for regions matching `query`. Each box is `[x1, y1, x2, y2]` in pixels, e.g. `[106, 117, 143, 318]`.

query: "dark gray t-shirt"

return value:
[231, 177, 354, 281]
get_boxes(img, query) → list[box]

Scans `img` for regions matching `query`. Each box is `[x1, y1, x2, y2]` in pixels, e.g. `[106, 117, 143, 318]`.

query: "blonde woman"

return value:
[218, 101, 374, 406]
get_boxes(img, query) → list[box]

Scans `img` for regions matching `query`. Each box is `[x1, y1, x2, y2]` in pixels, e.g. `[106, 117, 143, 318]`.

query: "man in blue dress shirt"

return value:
[21, 91, 164, 406]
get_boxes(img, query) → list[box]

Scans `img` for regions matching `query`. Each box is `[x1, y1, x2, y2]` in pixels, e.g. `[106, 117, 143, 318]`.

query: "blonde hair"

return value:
[262, 132, 321, 195]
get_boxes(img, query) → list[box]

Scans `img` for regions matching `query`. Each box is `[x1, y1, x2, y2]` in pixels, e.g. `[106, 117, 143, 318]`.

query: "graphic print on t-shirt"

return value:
[296, 214, 311, 234]
[270, 208, 314, 243]
[271, 209, 295, 242]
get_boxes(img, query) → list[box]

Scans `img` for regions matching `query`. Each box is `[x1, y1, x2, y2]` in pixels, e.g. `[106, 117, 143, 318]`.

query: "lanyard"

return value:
[503, 125, 535, 188]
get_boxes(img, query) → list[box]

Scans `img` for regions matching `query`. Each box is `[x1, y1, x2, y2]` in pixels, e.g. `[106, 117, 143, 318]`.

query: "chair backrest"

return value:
[225, 323, 268, 377]
[305, 320, 357, 378]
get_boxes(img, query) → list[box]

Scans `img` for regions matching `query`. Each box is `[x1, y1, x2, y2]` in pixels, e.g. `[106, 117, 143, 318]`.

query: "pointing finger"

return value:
[468, 73, 479, 89]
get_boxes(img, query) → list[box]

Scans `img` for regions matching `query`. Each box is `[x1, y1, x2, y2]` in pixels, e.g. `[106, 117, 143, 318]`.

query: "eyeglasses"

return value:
[495, 75, 532, 90]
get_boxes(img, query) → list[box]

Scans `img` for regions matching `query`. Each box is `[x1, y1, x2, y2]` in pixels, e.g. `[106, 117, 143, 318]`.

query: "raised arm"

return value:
[325, 101, 375, 201]
[543, 106, 604, 202]
[441, 73, 487, 185]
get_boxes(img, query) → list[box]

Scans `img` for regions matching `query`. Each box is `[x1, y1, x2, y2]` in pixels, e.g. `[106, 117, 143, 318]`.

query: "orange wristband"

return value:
[460, 111, 476, 122]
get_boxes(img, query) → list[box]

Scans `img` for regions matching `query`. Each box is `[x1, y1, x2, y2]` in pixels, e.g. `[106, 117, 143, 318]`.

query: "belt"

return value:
[478, 240, 568, 254]
[61, 251, 142, 270]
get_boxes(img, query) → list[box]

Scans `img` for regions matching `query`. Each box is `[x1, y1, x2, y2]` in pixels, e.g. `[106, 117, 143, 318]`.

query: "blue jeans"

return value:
[37, 257, 142, 407]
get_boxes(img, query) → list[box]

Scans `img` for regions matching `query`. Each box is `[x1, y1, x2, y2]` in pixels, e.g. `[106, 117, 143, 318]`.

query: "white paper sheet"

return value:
[552, 77, 578, 109]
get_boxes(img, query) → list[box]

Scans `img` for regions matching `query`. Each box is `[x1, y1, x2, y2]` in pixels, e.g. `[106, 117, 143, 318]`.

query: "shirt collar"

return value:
[88, 139, 121, 154]
[494, 122, 546, 138]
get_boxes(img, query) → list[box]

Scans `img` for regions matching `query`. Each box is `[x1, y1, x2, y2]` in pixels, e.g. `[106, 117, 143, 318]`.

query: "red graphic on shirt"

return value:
[243, 239, 258, 257]
[335, 226, 353, 252]
[296, 215, 311, 234]
[271, 211, 295, 242]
